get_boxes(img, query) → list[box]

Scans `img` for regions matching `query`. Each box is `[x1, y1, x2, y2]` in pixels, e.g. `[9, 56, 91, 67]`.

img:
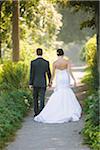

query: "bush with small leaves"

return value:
[0, 90, 33, 149]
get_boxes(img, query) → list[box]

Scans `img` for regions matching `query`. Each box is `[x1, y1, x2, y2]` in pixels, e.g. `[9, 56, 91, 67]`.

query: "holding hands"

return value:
[48, 81, 52, 88]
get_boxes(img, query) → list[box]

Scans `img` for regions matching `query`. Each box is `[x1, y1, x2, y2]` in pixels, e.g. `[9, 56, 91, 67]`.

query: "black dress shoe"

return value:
[34, 114, 39, 117]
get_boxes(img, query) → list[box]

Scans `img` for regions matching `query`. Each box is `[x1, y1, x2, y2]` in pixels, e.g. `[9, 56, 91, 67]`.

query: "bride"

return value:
[34, 49, 82, 123]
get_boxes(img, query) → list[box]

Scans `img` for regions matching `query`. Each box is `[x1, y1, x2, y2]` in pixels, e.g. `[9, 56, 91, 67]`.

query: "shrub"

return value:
[81, 35, 99, 90]
[81, 67, 96, 95]
[85, 35, 99, 90]
[0, 89, 33, 149]
[85, 35, 96, 67]
[80, 46, 87, 61]
[82, 91, 99, 150]
[81, 35, 99, 150]
[0, 61, 29, 92]
[0, 61, 33, 149]
[0, 65, 3, 83]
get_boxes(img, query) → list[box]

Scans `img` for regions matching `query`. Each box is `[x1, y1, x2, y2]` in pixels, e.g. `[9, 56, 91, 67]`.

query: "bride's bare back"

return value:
[50, 57, 76, 86]
[54, 57, 68, 70]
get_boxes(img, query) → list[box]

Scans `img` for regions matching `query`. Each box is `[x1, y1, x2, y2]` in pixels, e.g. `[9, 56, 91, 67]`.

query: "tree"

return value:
[20, 0, 62, 48]
[1, 1, 12, 61]
[99, 2, 100, 80]
[12, 0, 19, 62]
[95, 1, 100, 89]
[0, 1, 2, 59]
[1, 0, 62, 61]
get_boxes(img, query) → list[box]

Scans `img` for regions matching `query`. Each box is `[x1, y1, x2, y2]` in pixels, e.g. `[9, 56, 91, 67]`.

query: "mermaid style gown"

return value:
[34, 69, 82, 123]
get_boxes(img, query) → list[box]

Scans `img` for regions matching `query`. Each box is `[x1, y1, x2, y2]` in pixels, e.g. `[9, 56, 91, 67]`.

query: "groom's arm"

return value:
[29, 61, 33, 86]
[50, 62, 56, 84]
[47, 62, 51, 84]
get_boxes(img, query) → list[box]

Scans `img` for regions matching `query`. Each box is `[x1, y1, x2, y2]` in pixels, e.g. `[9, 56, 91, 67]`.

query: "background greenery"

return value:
[81, 35, 99, 150]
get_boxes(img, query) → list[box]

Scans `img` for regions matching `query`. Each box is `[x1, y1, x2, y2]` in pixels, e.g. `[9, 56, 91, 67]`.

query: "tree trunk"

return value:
[0, 1, 2, 60]
[98, 1, 100, 87]
[95, 1, 99, 89]
[12, 0, 19, 62]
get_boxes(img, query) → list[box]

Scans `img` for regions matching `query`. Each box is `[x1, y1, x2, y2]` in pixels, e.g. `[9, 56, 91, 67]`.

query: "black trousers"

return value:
[33, 87, 46, 115]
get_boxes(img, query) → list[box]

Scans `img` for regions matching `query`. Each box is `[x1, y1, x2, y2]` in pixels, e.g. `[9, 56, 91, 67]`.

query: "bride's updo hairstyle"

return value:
[57, 49, 64, 56]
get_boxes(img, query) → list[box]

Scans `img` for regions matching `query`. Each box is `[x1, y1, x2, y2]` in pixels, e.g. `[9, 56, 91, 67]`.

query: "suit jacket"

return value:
[29, 58, 51, 87]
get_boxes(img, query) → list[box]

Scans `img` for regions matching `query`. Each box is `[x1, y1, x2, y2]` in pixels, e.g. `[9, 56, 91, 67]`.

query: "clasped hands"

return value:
[48, 81, 52, 88]
[29, 82, 52, 89]
[29, 81, 76, 89]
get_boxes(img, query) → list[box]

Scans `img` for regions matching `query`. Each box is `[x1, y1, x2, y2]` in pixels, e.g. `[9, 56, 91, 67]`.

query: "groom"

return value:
[29, 48, 51, 117]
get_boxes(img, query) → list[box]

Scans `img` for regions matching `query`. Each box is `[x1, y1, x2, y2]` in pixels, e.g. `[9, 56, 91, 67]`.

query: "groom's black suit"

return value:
[29, 57, 51, 116]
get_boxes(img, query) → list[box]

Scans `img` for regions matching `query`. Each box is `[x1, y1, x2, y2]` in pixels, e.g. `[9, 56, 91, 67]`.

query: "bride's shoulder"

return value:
[53, 60, 57, 65]
[63, 57, 69, 63]
[63, 58, 72, 67]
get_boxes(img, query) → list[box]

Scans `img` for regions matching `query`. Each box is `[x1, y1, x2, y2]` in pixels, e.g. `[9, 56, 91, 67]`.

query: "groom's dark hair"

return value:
[36, 48, 43, 56]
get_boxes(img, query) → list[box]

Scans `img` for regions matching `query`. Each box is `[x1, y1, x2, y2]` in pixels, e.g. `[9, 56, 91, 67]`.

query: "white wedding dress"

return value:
[34, 69, 82, 123]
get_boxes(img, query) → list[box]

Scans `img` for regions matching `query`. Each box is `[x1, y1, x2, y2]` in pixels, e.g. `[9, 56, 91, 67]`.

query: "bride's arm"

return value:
[68, 60, 76, 86]
[50, 62, 56, 85]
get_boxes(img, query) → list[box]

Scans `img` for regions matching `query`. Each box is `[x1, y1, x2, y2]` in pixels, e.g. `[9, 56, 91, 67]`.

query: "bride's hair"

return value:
[57, 49, 64, 56]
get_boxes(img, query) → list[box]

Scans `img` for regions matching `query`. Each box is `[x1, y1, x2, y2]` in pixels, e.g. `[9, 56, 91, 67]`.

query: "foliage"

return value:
[81, 35, 99, 150]
[50, 0, 97, 31]
[0, 65, 3, 83]
[80, 46, 87, 61]
[81, 68, 93, 92]
[85, 35, 96, 67]
[1, 0, 62, 61]
[0, 89, 33, 149]
[54, 0, 97, 29]
[0, 61, 29, 92]
[0, 61, 33, 149]
[82, 91, 99, 150]
[20, 0, 62, 43]
[81, 35, 99, 90]
[86, 35, 99, 89]
[63, 1, 97, 30]
[0, 1, 12, 57]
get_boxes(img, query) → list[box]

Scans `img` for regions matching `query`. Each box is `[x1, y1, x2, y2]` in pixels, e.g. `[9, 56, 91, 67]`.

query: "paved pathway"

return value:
[5, 66, 90, 150]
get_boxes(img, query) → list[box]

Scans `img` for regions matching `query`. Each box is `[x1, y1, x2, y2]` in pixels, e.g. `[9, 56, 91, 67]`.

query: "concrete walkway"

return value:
[5, 114, 90, 150]
[5, 66, 90, 150]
